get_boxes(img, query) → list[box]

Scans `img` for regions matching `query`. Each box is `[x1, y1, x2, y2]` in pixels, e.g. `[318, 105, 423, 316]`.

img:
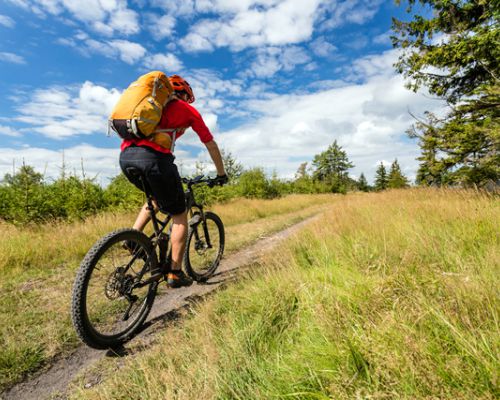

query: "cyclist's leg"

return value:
[166, 209, 192, 287]
[132, 200, 159, 231]
[146, 157, 192, 287]
[170, 210, 188, 270]
[143, 152, 189, 266]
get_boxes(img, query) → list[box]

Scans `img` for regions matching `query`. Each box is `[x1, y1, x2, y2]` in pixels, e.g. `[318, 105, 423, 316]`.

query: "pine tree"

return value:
[312, 140, 354, 192]
[295, 162, 308, 180]
[374, 163, 388, 191]
[393, 0, 499, 186]
[292, 162, 315, 193]
[358, 173, 370, 192]
[4, 163, 44, 220]
[221, 149, 243, 181]
[388, 159, 410, 189]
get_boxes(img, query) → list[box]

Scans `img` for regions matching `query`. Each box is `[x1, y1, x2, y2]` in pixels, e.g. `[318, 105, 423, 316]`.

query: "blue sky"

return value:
[0, 0, 439, 184]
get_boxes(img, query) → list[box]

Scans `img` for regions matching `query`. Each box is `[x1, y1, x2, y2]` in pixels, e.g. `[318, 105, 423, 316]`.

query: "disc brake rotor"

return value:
[104, 267, 135, 300]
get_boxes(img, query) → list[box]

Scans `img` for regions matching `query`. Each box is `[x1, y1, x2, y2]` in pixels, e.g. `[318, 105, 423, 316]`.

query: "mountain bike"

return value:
[71, 169, 225, 349]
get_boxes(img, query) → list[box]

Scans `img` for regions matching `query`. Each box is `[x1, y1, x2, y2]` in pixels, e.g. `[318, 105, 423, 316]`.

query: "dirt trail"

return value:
[2, 214, 319, 400]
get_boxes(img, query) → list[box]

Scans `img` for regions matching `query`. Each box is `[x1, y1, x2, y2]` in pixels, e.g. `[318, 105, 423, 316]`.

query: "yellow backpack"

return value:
[109, 71, 175, 140]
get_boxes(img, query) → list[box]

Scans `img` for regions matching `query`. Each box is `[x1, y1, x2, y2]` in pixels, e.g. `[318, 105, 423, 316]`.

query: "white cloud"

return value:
[246, 46, 312, 78]
[346, 48, 399, 81]
[250, 48, 282, 78]
[91, 21, 115, 36]
[109, 40, 147, 64]
[309, 36, 337, 57]
[0, 52, 26, 64]
[147, 14, 176, 40]
[107, 7, 140, 35]
[180, 31, 214, 52]
[174, 0, 384, 53]
[144, 53, 183, 71]
[195, 0, 281, 14]
[0, 14, 15, 27]
[318, 0, 383, 30]
[62, 36, 184, 69]
[150, 0, 195, 17]
[183, 69, 245, 117]
[15, 82, 121, 139]
[214, 52, 445, 183]
[345, 34, 369, 50]
[0, 126, 22, 137]
[373, 30, 392, 45]
[180, 0, 324, 52]
[7, 0, 140, 36]
[75, 38, 147, 64]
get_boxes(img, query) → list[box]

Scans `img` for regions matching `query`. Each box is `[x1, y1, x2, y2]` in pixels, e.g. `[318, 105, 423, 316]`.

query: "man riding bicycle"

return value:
[119, 74, 227, 288]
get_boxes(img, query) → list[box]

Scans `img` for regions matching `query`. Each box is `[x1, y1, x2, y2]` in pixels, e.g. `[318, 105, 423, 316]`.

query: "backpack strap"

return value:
[150, 96, 184, 152]
[153, 128, 180, 152]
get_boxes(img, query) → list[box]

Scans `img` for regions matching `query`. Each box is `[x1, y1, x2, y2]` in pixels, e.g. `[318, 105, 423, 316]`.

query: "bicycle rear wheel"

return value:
[71, 229, 158, 349]
[184, 211, 224, 282]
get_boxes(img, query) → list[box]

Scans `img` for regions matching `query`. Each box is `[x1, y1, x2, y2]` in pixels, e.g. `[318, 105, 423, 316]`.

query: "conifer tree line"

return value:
[392, 0, 499, 187]
[0, 143, 409, 223]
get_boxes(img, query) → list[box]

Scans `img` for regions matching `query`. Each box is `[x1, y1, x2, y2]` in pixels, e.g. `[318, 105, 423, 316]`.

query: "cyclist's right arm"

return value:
[182, 102, 226, 179]
[205, 140, 226, 177]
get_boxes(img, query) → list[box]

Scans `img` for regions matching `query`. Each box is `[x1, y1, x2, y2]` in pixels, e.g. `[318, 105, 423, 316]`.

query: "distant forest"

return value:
[0, 143, 409, 223]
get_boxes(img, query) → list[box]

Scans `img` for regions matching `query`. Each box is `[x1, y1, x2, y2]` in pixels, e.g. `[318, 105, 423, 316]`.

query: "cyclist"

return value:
[119, 74, 227, 288]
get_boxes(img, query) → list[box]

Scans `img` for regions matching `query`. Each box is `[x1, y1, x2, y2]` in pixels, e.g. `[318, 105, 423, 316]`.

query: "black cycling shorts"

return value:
[119, 145, 186, 215]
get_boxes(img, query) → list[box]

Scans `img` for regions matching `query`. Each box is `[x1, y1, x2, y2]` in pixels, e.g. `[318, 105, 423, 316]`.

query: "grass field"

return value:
[68, 189, 499, 399]
[0, 193, 335, 391]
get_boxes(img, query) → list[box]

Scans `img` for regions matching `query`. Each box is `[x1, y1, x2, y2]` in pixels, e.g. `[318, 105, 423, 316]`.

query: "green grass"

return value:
[0, 194, 334, 391]
[70, 189, 499, 399]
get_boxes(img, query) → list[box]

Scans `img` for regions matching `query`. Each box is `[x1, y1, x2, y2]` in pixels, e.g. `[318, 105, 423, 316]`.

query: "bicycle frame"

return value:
[129, 174, 213, 288]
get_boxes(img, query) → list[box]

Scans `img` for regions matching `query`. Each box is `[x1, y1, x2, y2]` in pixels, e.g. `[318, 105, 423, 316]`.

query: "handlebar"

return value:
[181, 175, 224, 188]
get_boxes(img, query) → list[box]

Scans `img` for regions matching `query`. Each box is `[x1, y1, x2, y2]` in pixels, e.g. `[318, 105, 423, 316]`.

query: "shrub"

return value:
[238, 168, 281, 199]
[103, 173, 144, 211]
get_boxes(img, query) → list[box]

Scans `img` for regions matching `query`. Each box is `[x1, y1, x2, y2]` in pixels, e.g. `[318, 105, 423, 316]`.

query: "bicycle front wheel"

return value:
[184, 211, 224, 282]
[71, 229, 158, 349]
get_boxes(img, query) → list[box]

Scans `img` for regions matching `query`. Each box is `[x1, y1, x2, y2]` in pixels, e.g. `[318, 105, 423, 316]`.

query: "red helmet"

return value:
[169, 75, 195, 103]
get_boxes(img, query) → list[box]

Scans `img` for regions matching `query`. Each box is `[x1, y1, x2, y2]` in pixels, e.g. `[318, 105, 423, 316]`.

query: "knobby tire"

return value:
[71, 229, 158, 349]
[184, 211, 225, 282]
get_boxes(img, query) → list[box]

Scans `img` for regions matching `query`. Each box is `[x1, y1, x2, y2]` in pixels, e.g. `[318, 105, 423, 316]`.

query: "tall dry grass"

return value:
[71, 189, 499, 399]
[0, 194, 334, 391]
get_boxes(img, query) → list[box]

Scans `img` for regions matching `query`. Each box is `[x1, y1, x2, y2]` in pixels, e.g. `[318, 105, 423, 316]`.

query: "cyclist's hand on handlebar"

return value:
[208, 174, 228, 187]
[215, 174, 229, 186]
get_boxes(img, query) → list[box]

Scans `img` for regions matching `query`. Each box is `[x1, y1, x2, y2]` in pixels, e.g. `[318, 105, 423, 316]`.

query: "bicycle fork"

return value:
[189, 210, 213, 249]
